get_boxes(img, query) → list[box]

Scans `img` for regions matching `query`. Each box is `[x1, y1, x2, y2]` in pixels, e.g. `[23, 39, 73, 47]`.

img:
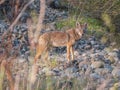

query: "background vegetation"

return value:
[56, 0, 120, 47]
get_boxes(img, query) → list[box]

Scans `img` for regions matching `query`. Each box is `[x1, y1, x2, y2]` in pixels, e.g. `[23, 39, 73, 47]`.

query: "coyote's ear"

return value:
[76, 22, 81, 27]
[82, 23, 87, 33]
[83, 23, 87, 29]
[84, 23, 87, 27]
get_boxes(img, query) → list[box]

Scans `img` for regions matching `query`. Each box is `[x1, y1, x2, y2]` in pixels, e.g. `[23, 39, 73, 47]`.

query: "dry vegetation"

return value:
[0, 0, 45, 90]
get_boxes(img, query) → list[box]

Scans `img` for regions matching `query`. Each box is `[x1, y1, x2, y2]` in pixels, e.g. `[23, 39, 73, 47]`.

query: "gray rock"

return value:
[94, 45, 101, 50]
[85, 70, 93, 77]
[108, 51, 119, 62]
[90, 40, 96, 45]
[84, 45, 92, 50]
[94, 68, 103, 75]
[81, 64, 88, 72]
[90, 73, 101, 80]
[42, 67, 58, 76]
[17, 56, 27, 63]
[96, 79, 115, 90]
[65, 67, 79, 74]
[72, 72, 80, 77]
[91, 61, 104, 69]
[104, 64, 113, 72]
[112, 68, 120, 78]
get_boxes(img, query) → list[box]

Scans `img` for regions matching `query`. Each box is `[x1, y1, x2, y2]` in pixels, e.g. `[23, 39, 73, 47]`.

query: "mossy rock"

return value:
[91, 61, 104, 69]
[108, 56, 115, 64]
[101, 36, 108, 44]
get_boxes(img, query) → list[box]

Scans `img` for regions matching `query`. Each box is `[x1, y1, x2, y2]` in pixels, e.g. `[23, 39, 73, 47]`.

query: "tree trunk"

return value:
[34, 0, 46, 44]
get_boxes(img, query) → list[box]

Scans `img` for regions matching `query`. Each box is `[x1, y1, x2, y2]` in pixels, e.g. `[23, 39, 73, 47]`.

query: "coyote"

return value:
[34, 22, 87, 63]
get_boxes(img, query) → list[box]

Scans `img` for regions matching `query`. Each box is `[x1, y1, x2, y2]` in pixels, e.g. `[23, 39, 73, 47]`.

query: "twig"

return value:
[8, 0, 34, 31]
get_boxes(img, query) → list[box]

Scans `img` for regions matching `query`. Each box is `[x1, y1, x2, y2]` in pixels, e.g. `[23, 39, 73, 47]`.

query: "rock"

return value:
[94, 68, 103, 75]
[49, 0, 68, 9]
[94, 44, 99, 48]
[20, 13, 30, 23]
[59, 65, 64, 70]
[58, 80, 73, 89]
[74, 51, 79, 56]
[104, 64, 113, 72]
[108, 51, 119, 63]
[90, 73, 101, 80]
[81, 64, 88, 72]
[91, 61, 104, 69]
[93, 54, 105, 61]
[52, 68, 61, 75]
[17, 56, 27, 63]
[85, 67, 93, 76]
[90, 40, 96, 45]
[42, 67, 50, 73]
[101, 36, 108, 44]
[46, 71, 55, 76]
[109, 82, 120, 90]
[96, 79, 114, 90]
[42, 67, 56, 76]
[79, 39, 86, 44]
[65, 67, 79, 73]
[84, 45, 92, 50]
[104, 59, 111, 64]
[79, 60, 90, 70]
[112, 68, 120, 78]
[53, 47, 66, 54]
[107, 56, 115, 64]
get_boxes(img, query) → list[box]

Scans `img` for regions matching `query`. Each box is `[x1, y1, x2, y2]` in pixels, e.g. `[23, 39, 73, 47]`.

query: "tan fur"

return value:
[34, 22, 87, 63]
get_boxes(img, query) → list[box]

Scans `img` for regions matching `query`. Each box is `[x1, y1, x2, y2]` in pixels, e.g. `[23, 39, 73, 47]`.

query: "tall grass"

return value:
[0, 63, 5, 90]
[55, 15, 106, 39]
[56, 0, 120, 47]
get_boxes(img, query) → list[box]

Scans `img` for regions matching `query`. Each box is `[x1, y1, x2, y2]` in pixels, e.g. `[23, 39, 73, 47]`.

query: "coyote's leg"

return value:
[43, 50, 49, 66]
[34, 45, 46, 64]
[67, 44, 70, 62]
[44, 50, 49, 63]
[44, 50, 49, 61]
[70, 46, 74, 60]
[34, 50, 42, 64]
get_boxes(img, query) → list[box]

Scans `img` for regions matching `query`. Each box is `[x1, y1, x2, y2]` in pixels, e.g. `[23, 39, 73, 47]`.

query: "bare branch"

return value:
[8, 0, 34, 31]
[34, 0, 46, 44]
[1, 60, 15, 90]
[27, 18, 36, 50]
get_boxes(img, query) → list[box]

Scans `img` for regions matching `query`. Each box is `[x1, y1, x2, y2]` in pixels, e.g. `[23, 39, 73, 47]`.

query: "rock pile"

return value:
[37, 35, 120, 90]
[0, 22, 29, 60]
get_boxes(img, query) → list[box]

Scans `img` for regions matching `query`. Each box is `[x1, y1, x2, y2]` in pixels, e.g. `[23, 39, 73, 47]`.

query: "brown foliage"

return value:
[0, 28, 15, 90]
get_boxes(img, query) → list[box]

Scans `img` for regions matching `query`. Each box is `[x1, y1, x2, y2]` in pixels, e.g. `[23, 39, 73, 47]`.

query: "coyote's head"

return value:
[75, 22, 87, 36]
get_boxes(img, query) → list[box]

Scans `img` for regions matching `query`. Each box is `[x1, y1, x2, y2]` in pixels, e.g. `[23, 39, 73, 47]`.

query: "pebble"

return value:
[91, 61, 104, 69]
[112, 68, 120, 78]
[90, 73, 101, 80]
